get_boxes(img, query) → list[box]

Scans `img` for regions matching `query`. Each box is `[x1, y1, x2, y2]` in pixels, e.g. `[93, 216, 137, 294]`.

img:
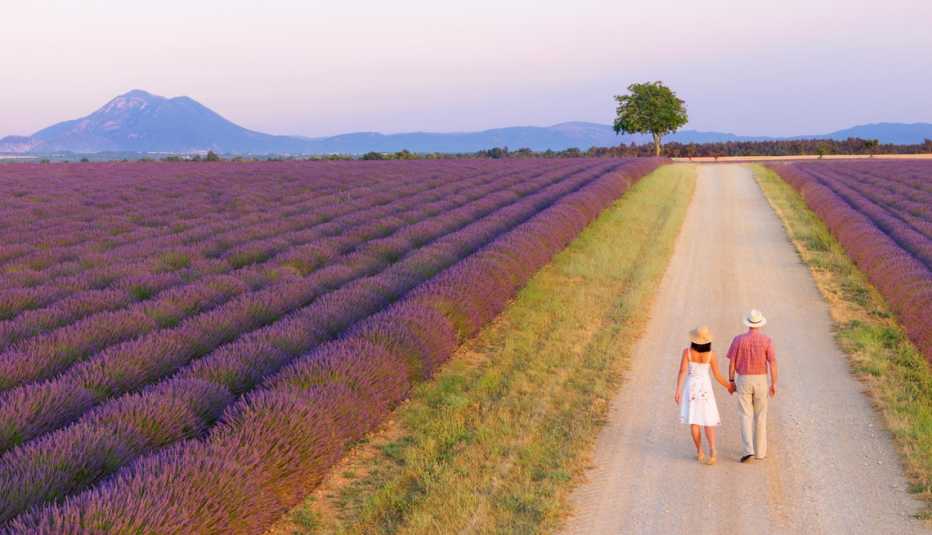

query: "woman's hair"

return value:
[690, 341, 712, 353]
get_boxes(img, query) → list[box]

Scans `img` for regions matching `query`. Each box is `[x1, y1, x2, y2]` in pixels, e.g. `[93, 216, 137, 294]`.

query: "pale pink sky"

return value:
[1, 0, 931, 137]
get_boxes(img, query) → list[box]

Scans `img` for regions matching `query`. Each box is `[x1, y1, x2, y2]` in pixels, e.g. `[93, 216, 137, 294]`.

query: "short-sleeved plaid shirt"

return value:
[726, 329, 775, 375]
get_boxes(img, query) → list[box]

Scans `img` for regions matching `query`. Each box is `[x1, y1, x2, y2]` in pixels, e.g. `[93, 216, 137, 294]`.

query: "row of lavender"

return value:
[789, 161, 932, 268]
[0, 159, 596, 449]
[0, 160, 568, 347]
[0, 162, 381, 286]
[5, 158, 661, 533]
[0, 161, 502, 321]
[764, 160, 932, 363]
[0, 160, 583, 395]
[0, 160, 541, 445]
[0, 158, 662, 531]
[0, 162, 447, 361]
[0, 158, 605, 522]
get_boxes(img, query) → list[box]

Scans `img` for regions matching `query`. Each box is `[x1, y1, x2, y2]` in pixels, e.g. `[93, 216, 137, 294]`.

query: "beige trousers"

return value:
[736, 374, 768, 458]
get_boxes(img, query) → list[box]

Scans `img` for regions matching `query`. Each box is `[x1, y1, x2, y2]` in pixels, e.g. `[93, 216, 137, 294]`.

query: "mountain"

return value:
[0, 90, 309, 154]
[295, 123, 767, 154]
[1, 90, 930, 155]
[820, 123, 932, 145]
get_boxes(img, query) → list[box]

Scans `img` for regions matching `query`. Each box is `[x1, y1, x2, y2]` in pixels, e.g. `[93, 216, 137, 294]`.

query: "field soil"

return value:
[560, 165, 926, 534]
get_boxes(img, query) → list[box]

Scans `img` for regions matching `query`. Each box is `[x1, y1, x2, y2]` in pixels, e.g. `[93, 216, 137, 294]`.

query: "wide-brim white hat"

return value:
[743, 309, 767, 328]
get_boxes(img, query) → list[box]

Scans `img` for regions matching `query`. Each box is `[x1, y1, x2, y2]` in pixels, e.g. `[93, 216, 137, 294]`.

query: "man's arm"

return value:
[768, 340, 778, 397]
[726, 338, 737, 384]
[769, 361, 778, 397]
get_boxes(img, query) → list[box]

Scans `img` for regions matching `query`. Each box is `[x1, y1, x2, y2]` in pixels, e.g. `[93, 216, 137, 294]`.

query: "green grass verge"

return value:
[753, 164, 932, 519]
[266, 164, 696, 535]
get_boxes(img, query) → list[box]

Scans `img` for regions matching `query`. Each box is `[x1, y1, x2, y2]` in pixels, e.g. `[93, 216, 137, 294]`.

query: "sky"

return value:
[2, 0, 931, 138]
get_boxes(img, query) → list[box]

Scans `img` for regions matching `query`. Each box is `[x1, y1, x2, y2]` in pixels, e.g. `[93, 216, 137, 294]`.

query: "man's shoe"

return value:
[740, 454, 754, 463]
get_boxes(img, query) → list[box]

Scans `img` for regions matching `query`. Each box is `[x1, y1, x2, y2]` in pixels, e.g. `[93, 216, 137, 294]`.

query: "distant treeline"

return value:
[629, 137, 932, 158]
[363, 137, 932, 159]
[7, 137, 931, 164]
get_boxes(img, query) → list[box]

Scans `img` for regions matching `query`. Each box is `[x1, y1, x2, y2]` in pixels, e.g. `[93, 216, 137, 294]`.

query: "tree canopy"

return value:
[613, 82, 688, 156]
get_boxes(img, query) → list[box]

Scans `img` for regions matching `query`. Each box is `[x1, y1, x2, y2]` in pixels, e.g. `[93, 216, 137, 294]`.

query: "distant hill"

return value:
[818, 123, 932, 145]
[0, 90, 309, 154]
[295, 123, 767, 154]
[1, 90, 930, 155]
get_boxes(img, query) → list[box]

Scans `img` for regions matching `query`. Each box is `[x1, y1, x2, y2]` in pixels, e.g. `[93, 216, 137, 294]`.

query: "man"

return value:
[726, 309, 778, 463]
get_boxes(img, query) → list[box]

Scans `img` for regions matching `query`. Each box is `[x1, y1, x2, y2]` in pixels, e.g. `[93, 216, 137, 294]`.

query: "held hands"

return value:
[727, 381, 736, 395]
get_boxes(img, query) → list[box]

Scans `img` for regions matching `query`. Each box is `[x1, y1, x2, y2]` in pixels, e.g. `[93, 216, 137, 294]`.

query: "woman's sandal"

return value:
[705, 451, 717, 465]
[697, 450, 705, 464]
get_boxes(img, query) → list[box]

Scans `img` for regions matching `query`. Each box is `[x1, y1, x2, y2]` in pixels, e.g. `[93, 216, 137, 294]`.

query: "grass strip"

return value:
[753, 164, 932, 520]
[266, 163, 696, 535]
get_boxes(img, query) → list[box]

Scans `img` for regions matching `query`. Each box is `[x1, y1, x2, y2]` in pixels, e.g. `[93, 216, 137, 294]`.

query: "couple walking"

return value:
[673, 309, 778, 465]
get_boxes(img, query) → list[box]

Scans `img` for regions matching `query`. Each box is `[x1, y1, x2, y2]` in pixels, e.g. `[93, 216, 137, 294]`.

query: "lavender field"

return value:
[765, 160, 932, 363]
[0, 158, 661, 533]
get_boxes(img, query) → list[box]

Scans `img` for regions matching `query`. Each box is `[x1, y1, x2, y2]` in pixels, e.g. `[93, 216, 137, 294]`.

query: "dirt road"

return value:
[560, 165, 926, 534]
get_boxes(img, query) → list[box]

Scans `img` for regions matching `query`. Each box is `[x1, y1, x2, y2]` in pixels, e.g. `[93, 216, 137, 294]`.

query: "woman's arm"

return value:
[709, 352, 731, 390]
[674, 349, 688, 404]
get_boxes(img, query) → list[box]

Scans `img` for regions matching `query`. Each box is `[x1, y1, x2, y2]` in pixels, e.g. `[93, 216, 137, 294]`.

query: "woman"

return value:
[674, 326, 733, 464]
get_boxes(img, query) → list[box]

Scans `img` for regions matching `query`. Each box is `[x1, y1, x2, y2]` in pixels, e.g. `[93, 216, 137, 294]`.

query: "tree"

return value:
[482, 147, 508, 159]
[864, 139, 879, 157]
[206, 150, 221, 161]
[613, 81, 688, 156]
[685, 143, 698, 159]
[816, 143, 830, 159]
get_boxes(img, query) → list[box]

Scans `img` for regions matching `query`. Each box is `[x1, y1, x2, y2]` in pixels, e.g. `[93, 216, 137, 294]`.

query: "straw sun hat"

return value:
[743, 309, 767, 328]
[689, 326, 712, 345]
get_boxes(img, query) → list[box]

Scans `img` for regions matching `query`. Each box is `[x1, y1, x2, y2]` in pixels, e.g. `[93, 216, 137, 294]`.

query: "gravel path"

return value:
[560, 164, 927, 535]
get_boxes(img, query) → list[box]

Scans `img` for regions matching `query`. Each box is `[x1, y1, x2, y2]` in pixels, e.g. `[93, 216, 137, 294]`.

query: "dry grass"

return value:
[753, 164, 932, 522]
[265, 164, 697, 535]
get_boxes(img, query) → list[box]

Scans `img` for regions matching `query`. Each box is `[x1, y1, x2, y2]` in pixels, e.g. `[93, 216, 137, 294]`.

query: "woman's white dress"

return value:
[680, 361, 721, 426]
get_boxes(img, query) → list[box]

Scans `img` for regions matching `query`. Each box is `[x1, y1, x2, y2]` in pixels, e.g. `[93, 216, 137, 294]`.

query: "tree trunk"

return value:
[652, 133, 662, 156]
